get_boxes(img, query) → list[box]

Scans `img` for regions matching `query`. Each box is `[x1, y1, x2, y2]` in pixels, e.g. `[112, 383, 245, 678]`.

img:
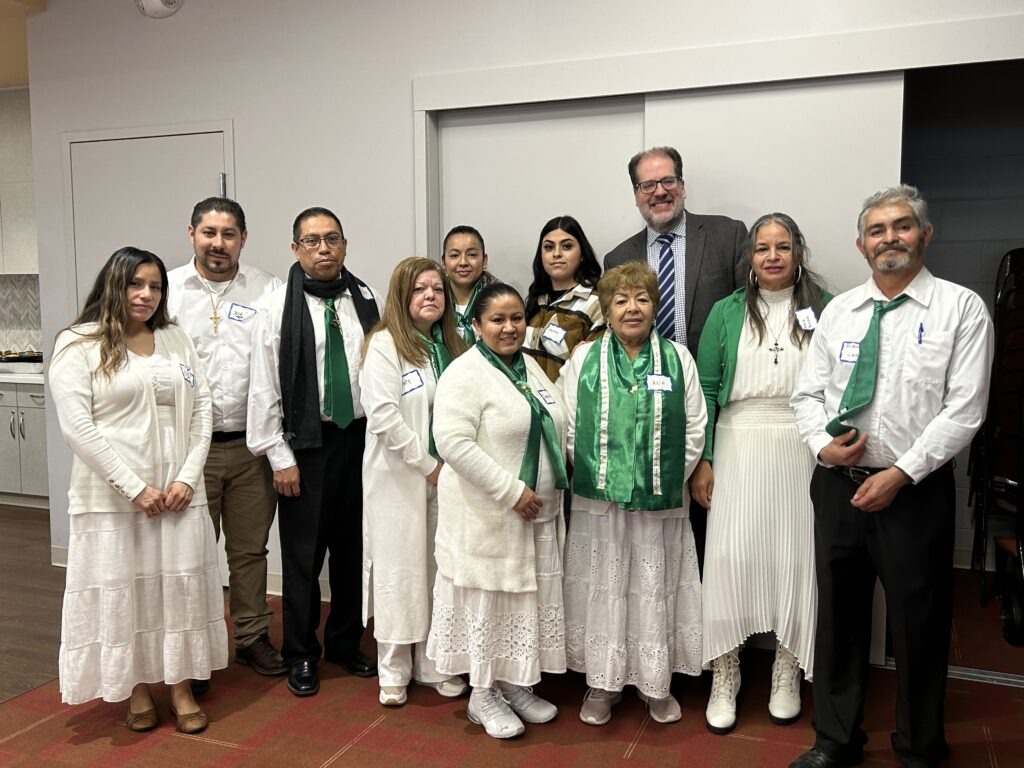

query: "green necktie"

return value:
[323, 297, 354, 428]
[826, 294, 909, 441]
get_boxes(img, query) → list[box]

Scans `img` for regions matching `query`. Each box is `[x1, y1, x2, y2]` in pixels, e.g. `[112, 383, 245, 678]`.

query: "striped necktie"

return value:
[655, 233, 676, 341]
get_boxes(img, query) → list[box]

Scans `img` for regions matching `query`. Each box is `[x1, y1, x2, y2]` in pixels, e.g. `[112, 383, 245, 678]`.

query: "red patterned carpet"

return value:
[1, 597, 1022, 768]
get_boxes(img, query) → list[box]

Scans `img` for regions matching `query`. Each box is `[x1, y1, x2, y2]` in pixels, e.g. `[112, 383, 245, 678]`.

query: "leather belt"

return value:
[832, 465, 886, 485]
[211, 430, 246, 443]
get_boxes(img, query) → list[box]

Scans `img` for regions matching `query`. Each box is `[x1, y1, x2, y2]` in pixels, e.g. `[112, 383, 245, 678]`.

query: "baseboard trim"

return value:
[879, 657, 1024, 688]
[0, 493, 48, 510]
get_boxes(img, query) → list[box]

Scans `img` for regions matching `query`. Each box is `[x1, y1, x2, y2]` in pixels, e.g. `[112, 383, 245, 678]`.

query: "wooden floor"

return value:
[0, 504, 63, 703]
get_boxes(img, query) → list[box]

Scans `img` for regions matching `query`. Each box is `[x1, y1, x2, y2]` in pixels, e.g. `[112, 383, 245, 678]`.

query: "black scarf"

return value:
[279, 261, 380, 450]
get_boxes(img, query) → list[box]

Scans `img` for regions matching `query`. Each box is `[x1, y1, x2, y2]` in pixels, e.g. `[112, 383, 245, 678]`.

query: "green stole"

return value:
[452, 281, 483, 344]
[475, 342, 568, 491]
[573, 331, 688, 511]
[417, 324, 453, 459]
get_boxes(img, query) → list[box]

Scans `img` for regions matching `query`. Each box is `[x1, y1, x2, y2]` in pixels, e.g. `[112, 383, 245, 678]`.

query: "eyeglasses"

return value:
[634, 176, 682, 194]
[296, 234, 345, 250]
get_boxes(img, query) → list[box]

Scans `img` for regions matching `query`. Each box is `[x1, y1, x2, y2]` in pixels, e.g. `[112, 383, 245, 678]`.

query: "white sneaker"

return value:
[705, 649, 741, 734]
[579, 687, 622, 726]
[467, 687, 525, 739]
[768, 643, 802, 724]
[496, 683, 558, 723]
[379, 686, 407, 706]
[419, 676, 469, 698]
[637, 691, 682, 724]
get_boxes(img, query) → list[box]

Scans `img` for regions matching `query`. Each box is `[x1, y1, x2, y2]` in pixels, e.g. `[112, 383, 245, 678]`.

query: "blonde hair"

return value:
[596, 261, 660, 320]
[363, 257, 467, 366]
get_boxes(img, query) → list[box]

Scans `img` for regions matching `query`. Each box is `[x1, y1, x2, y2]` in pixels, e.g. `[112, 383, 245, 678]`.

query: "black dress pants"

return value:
[278, 419, 366, 664]
[809, 463, 954, 768]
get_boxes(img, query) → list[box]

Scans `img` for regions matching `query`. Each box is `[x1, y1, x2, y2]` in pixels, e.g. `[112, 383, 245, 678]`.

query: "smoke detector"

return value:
[135, 0, 183, 18]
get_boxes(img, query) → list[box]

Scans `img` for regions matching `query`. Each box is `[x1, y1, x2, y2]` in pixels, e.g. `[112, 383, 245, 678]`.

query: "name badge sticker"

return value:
[536, 388, 557, 406]
[839, 341, 860, 364]
[795, 307, 818, 331]
[646, 374, 672, 392]
[401, 370, 424, 396]
[541, 323, 567, 345]
[227, 303, 258, 323]
[358, 285, 374, 301]
[179, 364, 196, 388]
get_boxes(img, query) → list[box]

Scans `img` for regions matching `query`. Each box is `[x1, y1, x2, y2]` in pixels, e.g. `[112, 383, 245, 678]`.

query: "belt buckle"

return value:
[848, 466, 871, 484]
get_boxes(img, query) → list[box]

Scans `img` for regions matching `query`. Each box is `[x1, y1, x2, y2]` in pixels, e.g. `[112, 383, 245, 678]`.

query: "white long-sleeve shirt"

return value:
[166, 259, 282, 432]
[791, 267, 994, 483]
[247, 279, 384, 471]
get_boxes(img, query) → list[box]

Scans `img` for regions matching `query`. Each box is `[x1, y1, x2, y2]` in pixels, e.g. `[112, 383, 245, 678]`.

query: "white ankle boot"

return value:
[768, 643, 802, 724]
[705, 649, 741, 734]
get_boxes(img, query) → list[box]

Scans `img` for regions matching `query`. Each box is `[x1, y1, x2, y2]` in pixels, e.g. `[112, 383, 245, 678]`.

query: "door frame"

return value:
[60, 120, 235, 313]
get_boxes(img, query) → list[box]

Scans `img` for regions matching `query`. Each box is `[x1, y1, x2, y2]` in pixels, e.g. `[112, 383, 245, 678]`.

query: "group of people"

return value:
[49, 145, 993, 768]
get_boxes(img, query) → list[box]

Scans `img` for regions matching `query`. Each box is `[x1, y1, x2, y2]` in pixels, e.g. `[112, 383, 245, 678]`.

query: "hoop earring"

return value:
[748, 268, 758, 287]
[794, 264, 803, 284]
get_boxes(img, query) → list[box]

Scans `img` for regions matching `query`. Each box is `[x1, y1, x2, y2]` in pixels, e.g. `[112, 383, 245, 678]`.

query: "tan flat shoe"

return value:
[169, 704, 208, 734]
[126, 705, 159, 732]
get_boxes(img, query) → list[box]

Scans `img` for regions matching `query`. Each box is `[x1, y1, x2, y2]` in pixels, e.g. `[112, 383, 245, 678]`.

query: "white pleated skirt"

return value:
[59, 406, 228, 705]
[701, 397, 817, 675]
[426, 517, 566, 689]
[564, 506, 703, 698]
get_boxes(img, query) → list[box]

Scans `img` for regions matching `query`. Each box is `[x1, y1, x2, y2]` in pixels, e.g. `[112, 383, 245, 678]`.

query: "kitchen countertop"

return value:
[0, 373, 45, 385]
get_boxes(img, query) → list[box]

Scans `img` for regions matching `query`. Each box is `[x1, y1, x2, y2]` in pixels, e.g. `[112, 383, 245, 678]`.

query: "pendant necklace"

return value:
[764, 314, 786, 365]
[198, 271, 237, 335]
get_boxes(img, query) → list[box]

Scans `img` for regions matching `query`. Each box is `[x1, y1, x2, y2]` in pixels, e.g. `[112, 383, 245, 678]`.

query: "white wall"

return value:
[28, 0, 1024, 567]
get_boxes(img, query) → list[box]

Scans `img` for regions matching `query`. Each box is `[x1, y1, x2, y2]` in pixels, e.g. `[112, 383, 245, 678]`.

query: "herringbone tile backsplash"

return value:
[0, 275, 41, 353]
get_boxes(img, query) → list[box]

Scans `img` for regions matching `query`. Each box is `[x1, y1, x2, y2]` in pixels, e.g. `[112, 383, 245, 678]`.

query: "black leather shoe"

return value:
[190, 678, 211, 697]
[324, 649, 378, 678]
[789, 748, 862, 768]
[287, 659, 320, 696]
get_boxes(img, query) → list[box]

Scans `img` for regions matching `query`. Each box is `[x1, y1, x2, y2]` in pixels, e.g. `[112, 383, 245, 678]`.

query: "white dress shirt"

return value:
[247, 279, 384, 472]
[166, 260, 282, 432]
[791, 267, 994, 483]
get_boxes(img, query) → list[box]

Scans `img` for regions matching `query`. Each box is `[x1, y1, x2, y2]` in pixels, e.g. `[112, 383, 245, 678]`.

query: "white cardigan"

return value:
[433, 345, 566, 593]
[359, 330, 440, 642]
[49, 324, 212, 514]
[560, 337, 707, 519]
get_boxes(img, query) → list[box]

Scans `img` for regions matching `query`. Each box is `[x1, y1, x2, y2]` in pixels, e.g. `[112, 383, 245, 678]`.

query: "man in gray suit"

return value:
[604, 146, 747, 358]
[605, 146, 746, 570]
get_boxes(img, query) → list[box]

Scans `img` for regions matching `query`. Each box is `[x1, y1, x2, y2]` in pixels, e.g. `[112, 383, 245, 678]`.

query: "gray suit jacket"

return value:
[604, 211, 747, 356]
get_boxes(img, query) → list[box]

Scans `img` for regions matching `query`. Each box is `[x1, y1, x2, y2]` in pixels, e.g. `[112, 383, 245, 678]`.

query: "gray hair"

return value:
[857, 184, 931, 240]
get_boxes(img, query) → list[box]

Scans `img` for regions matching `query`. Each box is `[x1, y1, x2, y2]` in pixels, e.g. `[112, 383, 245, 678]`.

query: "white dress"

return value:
[426, 347, 567, 689]
[59, 350, 228, 704]
[561, 338, 707, 699]
[701, 287, 817, 674]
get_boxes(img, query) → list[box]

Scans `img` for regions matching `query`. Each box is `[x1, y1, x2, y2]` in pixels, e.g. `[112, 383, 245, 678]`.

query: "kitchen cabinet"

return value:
[0, 382, 47, 496]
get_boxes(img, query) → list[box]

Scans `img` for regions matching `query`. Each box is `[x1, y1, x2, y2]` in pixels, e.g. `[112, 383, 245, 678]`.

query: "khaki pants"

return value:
[204, 437, 277, 647]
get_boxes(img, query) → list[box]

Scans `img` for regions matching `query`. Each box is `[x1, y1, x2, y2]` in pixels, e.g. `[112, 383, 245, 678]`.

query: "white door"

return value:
[65, 124, 235, 585]
[68, 128, 232, 306]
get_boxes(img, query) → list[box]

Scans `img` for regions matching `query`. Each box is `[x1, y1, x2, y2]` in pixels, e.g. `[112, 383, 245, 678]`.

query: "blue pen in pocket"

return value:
[917, 323, 924, 345]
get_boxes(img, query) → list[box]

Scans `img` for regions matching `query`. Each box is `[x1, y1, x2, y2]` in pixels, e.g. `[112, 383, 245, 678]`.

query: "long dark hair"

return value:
[58, 246, 171, 378]
[524, 215, 601, 319]
[743, 213, 825, 347]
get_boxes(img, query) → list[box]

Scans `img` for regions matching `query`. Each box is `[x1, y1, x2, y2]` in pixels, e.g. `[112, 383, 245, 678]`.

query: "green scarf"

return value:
[417, 324, 453, 459]
[572, 331, 688, 510]
[475, 341, 568, 491]
[452, 280, 483, 344]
